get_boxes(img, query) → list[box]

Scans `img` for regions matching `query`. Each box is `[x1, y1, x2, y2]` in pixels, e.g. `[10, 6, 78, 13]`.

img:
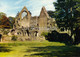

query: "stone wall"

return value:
[12, 6, 57, 40]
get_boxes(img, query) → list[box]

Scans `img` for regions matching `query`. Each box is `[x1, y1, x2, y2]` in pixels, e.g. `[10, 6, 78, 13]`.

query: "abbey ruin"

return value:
[11, 6, 57, 40]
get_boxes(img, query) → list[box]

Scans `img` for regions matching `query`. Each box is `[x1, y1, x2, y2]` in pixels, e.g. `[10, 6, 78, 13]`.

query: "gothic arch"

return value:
[19, 6, 31, 19]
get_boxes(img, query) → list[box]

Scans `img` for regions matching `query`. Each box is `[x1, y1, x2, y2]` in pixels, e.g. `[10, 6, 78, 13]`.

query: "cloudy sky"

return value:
[0, 0, 57, 17]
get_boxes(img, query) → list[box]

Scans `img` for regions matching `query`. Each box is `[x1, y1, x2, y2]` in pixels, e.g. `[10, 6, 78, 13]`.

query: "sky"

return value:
[0, 0, 57, 17]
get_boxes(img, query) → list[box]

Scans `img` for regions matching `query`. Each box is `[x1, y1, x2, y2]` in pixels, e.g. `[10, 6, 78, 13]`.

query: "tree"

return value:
[74, 0, 80, 26]
[72, 0, 80, 44]
[8, 17, 15, 28]
[74, 0, 80, 12]
[0, 12, 11, 28]
[0, 12, 6, 17]
[53, 0, 78, 38]
[47, 11, 55, 18]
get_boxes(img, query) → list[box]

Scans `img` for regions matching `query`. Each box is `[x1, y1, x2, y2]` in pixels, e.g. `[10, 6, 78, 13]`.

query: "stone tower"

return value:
[39, 6, 55, 34]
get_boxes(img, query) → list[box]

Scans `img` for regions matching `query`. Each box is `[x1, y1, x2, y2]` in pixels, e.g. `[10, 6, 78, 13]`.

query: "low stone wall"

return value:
[2, 35, 12, 42]
[17, 36, 45, 41]
[1, 35, 45, 42]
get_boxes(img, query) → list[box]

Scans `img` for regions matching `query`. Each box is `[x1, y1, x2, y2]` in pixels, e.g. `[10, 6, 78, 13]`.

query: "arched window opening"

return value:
[22, 12, 27, 19]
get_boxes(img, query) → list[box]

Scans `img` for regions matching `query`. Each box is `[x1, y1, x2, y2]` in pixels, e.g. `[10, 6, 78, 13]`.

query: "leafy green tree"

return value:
[53, 0, 79, 38]
[8, 17, 15, 28]
[0, 12, 6, 17]
[73, 0, 80, 26]
[74, 0, 80, 12]
[47, 11, 55, 18]
[72, 0, 80, 44]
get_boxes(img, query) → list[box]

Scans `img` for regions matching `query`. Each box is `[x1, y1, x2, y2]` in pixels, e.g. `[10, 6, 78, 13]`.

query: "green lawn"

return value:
[0, 41, 80, 57]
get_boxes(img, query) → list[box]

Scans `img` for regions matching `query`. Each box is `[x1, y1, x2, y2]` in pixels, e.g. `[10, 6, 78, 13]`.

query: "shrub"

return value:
[41, 32, 48, 37]
[11, 36, 18, 41]
[45, 30, 73, 45]
[3, 30, 9, 35]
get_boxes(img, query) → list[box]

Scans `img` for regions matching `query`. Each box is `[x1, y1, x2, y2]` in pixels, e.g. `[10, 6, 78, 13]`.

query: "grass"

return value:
[0, 41, 80, 57]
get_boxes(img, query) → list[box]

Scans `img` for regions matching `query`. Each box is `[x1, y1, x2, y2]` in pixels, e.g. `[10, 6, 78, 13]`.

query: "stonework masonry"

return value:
[11, 6, 57, 40]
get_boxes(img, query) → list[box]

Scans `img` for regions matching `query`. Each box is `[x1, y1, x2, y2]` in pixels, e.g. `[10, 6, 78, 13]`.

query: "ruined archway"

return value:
[19, 6, 31, 20]
[26, 29, 29, 36]
[22, 11, 27, 19]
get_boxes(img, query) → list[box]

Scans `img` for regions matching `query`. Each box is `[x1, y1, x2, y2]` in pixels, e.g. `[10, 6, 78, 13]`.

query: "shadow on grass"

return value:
[0, 46, 12, 52]
[24, 46, 80, 57]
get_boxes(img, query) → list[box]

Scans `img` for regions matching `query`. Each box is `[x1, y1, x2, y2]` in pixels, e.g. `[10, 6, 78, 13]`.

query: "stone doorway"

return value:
[0, 34, 2, 42]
